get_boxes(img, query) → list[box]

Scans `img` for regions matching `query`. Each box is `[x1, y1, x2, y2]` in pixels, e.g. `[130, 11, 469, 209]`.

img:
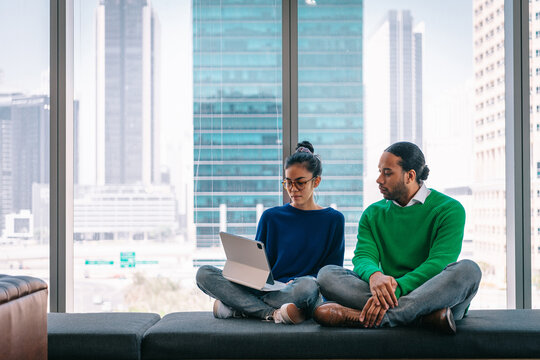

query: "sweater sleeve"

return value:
[394, 202, 465, 298]
[255, 210, 268, 246]
[352, 210, 382, 283]
[321, 212, 345, 267]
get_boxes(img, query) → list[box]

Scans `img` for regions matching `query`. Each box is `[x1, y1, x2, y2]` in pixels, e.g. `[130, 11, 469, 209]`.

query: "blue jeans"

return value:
[317, 259, 482, 327]
[196, 265, 321, 319]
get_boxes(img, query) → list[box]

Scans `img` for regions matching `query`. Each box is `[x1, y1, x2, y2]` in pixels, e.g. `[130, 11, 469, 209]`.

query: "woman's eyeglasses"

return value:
[282, 177, 316, 190]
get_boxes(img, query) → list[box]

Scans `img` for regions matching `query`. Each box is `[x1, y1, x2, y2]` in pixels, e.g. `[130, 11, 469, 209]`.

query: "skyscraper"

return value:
[96, 0, 160, 185]
[472, 0, 506, 286]
[364, 9, 423, 206]
[297, 0, 364, 248]
[0, 95, 78, 239]
[367, 10, 423, 148]
[193, 0, 283, 247]
[0, 97, 13, 232]
[9, 95, 50, 213]
[193, 0, 364, 248]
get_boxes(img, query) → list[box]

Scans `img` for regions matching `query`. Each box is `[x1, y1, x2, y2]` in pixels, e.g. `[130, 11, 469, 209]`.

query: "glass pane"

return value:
[193, 0, 283, 271]
[331, 0, 504, 309]
[74, 0, 282, 313]
[298, 0, 364, 251]
[0, 1, 50, 296]
[470, 0, 506, 307]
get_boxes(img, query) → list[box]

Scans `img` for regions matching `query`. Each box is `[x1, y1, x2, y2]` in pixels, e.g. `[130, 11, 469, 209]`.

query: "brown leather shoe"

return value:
[420, 307, 456, 335]
[313, 302, 364, 327]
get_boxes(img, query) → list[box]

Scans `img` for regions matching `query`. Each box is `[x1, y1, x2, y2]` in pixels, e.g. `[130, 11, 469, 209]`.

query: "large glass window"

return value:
[57, 0, 523, 311]
[359, 0, 505, 308]
[0, 1, 50, 294]
[73, 0, 282, 313]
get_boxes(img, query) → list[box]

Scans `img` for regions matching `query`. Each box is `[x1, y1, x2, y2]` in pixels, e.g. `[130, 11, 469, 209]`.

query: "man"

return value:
[313, 142, 481, 334]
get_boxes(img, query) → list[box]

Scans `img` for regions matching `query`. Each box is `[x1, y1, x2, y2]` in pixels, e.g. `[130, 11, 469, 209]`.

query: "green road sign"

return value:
[120, 252, 136, 268]
[85, 260, 114, 265]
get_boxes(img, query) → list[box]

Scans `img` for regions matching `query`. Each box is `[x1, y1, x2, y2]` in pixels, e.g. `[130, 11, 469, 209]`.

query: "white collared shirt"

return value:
[392, 183, 431, 208]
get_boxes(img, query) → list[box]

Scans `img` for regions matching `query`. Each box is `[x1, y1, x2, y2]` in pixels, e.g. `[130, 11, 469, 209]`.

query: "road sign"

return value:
[136, 260, 159, 265]
[120, 252, 136, 268]
[85, 260, 114, 265]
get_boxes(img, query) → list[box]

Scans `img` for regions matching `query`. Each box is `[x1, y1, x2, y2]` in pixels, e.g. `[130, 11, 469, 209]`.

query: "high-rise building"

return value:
[472, 0, 506, 285]
[366, 10, 423, 148]
[96, 0, 160, 185]
[193, 0, 364, 248]
[0, 95, 78, 239]
[10, 95, 50, 213]
[297, 0, 364, 248]
[364, 9, 423, 206]
[192, 0, 283, 247]
[0, 97, 13, 232]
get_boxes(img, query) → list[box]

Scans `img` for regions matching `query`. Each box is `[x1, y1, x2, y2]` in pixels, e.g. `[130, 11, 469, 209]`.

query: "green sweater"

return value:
[352, 189, 465, 299]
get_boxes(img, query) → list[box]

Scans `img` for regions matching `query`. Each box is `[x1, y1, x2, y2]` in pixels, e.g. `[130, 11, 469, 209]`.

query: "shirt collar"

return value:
[392, 183, 431, 208]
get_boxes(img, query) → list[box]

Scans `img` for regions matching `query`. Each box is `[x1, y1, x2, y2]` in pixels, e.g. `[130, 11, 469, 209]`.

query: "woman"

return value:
[196, 141, 345, 324]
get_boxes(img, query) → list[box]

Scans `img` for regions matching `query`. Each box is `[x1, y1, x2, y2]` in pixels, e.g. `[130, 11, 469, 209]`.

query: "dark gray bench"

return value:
[48, 310, 540, 359]
[48, 312, 160, 360]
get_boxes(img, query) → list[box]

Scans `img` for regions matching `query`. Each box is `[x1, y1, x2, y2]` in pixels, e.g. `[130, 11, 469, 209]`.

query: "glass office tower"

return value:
[298, 0, 364, 248]
[193, 0, 363, 249]
[193, 0, 283, 248]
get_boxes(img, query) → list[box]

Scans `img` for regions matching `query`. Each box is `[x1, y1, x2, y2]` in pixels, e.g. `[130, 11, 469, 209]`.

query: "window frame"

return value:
[49, 0, 533, 312]
[505, 0, 532, 309]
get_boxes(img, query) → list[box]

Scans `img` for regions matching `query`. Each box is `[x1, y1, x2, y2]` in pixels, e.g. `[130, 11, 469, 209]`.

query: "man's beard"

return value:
[383, 180, 408, 202]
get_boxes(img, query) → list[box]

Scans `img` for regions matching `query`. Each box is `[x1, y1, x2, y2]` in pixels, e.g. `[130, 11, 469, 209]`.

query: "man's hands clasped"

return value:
[359, 271, 398, 328]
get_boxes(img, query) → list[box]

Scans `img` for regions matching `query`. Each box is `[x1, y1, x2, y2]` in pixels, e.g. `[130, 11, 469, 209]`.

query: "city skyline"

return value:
[5, 0, 523, 312]
[0, 0, 473, 189]
[0, 0, 476, 245]
[0, 1, 476, 240]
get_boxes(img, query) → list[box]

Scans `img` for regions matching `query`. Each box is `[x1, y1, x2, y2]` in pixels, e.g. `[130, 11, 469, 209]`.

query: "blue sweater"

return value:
[255, 203, 345, 283]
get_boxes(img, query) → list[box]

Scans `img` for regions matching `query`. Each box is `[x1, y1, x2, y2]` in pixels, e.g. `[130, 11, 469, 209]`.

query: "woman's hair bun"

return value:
[285, 140, 322, 177]
[295, 141, 314, 154]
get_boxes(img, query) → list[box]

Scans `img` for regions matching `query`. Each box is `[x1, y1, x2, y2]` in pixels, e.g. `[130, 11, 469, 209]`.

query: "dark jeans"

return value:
[196, 265, 321, 319]
[317, 259, 482, 327]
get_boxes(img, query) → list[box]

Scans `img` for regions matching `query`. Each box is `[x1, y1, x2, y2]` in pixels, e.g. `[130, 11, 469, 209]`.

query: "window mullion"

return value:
[504, 0, 531, 309]
[50, 0, 74, 313]
[282, 0, 298, 204]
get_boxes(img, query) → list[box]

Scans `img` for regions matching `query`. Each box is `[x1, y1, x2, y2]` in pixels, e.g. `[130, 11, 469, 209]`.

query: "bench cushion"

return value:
[142, 310, 540, 359]
[48, 312, 160, 360]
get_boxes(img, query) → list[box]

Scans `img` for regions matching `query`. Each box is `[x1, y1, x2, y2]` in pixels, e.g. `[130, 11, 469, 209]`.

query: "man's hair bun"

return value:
[418, 165, 430, 181]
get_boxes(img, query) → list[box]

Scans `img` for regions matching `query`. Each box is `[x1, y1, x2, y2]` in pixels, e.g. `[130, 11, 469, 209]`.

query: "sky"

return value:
[365, 0, 473, 94]
[0, 0, 474, 188]
[363, 0, 475, 189]
[0, 0, 474, 101]
[0, 0, 49, 95]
